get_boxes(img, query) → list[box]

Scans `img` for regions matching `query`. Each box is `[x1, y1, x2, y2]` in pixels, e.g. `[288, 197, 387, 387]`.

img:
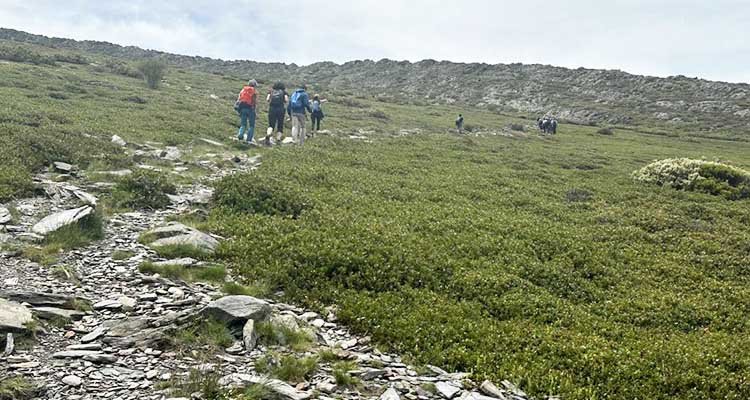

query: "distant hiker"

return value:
[266, 81, 288, 143]
[310, 94, 328, 133]
[288, 84, 312, 145]
[236, 79, 258, 144]
[456, 114, 464, 134]
[551, 118, 558, 134]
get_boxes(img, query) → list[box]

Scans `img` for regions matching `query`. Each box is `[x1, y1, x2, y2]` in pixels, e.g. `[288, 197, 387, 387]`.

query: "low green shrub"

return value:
[110, 170, 177, 210]
[597, 127, 614, 135]
[633, 158, 750, 199]
[136, 59, 167, 89]
[213, 174, 309, 218]
[0, 377, 39, 400]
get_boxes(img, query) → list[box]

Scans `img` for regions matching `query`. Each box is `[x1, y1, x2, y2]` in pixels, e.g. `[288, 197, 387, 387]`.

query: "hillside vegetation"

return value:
[3, 28, 750, 139]
[1, 34, 749, 400]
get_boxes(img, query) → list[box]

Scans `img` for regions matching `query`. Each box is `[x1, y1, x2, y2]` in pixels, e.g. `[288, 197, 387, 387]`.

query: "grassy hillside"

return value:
[3, 28, 750, 139]
[1, 40, 750, 399]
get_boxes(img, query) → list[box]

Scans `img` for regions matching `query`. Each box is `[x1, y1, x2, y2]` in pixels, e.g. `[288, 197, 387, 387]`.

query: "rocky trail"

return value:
[1, 139, 537, 400]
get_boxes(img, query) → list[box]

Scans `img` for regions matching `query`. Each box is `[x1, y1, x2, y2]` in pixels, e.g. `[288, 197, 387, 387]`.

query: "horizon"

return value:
[1, 1, 749, 84]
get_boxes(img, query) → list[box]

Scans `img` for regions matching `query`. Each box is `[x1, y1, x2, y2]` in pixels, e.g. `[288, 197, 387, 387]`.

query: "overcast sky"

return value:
[1, 0, 749, 83]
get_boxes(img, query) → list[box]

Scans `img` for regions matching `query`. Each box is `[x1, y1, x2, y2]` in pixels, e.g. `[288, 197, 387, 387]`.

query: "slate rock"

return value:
[0, 298, 33, 333]
[112, 135, 127, 147]
[62, 375, 83, 387]
[201, 296, 271, 326]
[243, 319, 257, 350]
[381, 387, 401, 400]
[0, 291, 81, 309]
[435, 382, 462, 399]
[32, 307, 86, 321]
[0, 207, 11, 224]
[32, 205, 93, 236]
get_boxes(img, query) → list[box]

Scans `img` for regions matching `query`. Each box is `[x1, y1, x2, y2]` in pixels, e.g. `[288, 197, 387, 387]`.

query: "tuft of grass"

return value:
[421, 383, 438, 395]
[222, 281, 272, 298]
[240, 382, 275, 400]
[0, 377, 39, 400]
[254, 354, 318, 383]
[51, 265, 81, 285]
[138, 262, 226, 283]
[151, 244, 211, 260]
[161, 369, 227, 400]
[112, 249, 135, 260]
[332, 361, 360, 387]
[318, 349, 339, 363]
[22, 245, 61, 266]
[44, 212, 105, 250]
[256, 321, 314, 352]
[170, 318, 234, 352]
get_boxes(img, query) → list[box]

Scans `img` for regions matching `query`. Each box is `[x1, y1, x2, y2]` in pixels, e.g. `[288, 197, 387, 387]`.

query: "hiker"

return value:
[266, 81, 288, 143]
[551, 118, 558, 134]
[236, 79, 258, 144]
[456, 114, 464, 134]
[310, 94, 328, 133]
[287, 84, 312, 145]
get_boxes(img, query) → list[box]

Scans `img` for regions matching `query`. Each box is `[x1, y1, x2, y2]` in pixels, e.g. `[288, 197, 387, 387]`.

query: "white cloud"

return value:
[0, 0, 748, 83]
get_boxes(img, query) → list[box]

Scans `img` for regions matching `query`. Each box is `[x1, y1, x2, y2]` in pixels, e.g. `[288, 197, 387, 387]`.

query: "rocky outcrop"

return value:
[31, 205, 94, 235]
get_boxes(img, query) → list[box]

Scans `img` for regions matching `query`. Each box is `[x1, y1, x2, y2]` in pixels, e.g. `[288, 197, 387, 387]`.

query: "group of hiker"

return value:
[235, 80, 327, 146]
[455, 113, 560, 135]
[537, 116, 558, 134]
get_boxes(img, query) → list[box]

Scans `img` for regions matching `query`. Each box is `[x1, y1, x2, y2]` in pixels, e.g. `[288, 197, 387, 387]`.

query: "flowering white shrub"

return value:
[633, 158, 750, 199]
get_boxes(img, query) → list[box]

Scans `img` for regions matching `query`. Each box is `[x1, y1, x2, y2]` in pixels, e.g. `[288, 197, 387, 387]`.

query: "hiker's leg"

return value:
[297, 114, 306, 145]
[246, 108, 256, 142]
[291, 115, 299, 142]
[275, 110, 284, 136]
[238, 108, 248, 140]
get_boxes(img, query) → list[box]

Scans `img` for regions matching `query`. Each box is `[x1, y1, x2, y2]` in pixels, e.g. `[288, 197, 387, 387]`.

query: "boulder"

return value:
[143, 222, 220, 254]
[31, 205, 94, 236]
[0, 298, 33, 333]
[62, 375, 83, 387]
[53, 161, 73, 173]
[111, 135, 127, 147]
[0, 207, 11, 224]
[201, 296, 271, 326]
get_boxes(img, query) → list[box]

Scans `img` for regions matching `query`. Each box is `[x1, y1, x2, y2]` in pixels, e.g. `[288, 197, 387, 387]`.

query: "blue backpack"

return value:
[290, 91, 305, 109]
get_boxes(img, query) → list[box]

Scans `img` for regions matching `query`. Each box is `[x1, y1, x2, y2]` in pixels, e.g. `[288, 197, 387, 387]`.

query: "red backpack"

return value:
[238, 86, 256, 106]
